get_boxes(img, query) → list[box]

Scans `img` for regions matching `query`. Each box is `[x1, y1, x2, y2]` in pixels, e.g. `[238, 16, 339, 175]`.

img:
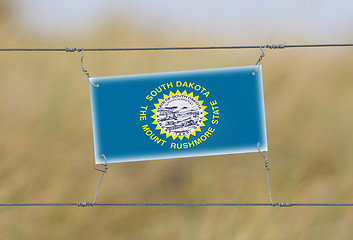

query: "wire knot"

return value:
[80, 49, 99, 87]
[274, 202, 293, 207]
[266, 43, 286, 49]
[252, 46, 267, 75]
[252, 43, 285, 75]
[264, 159, 269, 169]
[257, 142, 270, 170]
[82, 66, 91, 79]
[255, 50, 265, 66]
[76, 202, 92, 207]
[66, 47, 98, 87]
[65, 47, 82, 52]
[95, 154, 108, 173]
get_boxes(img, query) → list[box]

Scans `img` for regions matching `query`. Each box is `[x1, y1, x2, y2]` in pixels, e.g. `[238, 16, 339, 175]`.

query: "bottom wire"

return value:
[1, 202, 353, 207]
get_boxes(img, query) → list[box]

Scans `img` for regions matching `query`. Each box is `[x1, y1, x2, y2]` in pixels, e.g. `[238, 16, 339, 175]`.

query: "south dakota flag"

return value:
[90, 66, 267, 164]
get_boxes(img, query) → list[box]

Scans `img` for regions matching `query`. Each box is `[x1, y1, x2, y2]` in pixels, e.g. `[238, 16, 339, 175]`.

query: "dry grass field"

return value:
[1, 10, 353, 239]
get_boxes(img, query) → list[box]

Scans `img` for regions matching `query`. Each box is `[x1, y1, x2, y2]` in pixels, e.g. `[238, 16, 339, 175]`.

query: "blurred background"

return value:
[1, 0, 353, 239]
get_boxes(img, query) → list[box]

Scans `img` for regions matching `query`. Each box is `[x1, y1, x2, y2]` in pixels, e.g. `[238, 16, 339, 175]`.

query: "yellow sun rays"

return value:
[151, 90, 208, 140]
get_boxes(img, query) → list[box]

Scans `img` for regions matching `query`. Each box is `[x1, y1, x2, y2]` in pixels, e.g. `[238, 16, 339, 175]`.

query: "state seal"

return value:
[156, 94, 204, 137]
[151, 90, 208, 140]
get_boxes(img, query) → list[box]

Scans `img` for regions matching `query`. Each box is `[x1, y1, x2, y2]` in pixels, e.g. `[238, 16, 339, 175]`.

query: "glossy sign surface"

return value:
[90, 66, 267, 164]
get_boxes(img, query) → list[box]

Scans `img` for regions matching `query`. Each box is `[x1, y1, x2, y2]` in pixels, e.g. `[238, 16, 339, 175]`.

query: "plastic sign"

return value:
[89, 66, 267, 164]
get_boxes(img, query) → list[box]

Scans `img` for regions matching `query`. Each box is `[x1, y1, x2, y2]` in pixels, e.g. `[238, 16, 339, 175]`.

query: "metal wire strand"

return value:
[257, 142, 274, 206]
[252, 46, 267, 75]
[80, 49, 99, 87]
[1, 43, 353, 52]
[1, 202, 353, 207]
[92, 154, 108, 206]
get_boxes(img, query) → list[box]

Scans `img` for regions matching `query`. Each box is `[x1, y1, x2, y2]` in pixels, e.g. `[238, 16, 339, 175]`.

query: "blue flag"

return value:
[90, 66, 267, 164]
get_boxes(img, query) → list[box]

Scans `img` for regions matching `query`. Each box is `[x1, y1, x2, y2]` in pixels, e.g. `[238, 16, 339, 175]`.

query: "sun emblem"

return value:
[151, 90, 208, 140]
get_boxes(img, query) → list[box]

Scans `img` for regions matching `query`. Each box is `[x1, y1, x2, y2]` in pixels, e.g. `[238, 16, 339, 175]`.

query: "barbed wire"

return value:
[0, 43, 352, 52]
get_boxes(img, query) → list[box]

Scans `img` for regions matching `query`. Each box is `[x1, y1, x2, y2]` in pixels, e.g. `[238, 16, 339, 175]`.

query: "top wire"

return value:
[0, 43, 353, 52]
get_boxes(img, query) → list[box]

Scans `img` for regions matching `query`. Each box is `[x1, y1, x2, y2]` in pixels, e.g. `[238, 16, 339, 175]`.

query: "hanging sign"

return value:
[89, 66, 267, 164]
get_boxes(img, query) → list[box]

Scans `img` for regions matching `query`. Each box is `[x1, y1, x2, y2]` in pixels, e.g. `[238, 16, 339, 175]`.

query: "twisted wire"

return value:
[80, 49, 98, 87]
[92, 154, 108, 206]
[257, 142, 274, 205]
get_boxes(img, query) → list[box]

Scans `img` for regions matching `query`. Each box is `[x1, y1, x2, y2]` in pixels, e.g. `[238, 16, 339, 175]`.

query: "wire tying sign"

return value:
[90, 66, 267, 164]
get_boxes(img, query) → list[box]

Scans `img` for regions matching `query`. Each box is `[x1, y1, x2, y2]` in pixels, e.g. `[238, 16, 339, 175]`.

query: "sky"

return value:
[10, 0, 353, 43]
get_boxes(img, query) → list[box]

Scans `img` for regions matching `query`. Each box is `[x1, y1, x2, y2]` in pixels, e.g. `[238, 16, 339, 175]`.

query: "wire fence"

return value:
[1, 42, 353, 208]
